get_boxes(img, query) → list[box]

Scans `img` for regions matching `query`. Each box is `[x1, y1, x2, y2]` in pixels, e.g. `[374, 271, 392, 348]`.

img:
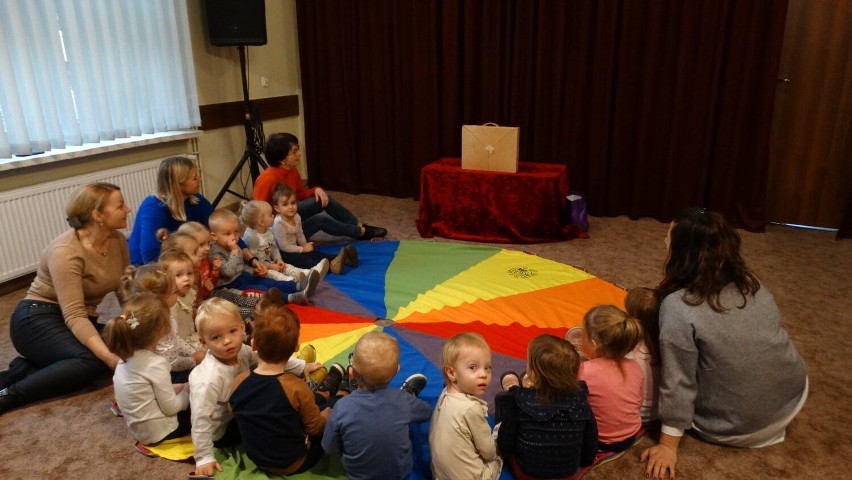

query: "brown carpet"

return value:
[1, 192, 851, 479]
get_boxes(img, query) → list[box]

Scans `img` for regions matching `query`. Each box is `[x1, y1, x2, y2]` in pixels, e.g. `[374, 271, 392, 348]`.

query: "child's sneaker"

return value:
[110, 398, 124, 417]
[401, 373, 427, 397]
[242, 288, 264, 298]
[298, 344, 317, 364]
[312, 258, 330, 279]
[308, 366, 327, 391]
[295, 270, 320, 297]
[288, 290, 309, 305]
[135, 441, 158, 458]
[319, 363, 345, 396]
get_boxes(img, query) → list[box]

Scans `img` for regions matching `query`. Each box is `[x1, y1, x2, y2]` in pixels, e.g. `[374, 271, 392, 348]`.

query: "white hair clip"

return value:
[121, 313, 139, 329]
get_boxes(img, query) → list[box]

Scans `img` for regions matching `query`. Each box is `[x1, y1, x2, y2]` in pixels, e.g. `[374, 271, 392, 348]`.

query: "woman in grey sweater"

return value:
[641, 208, 807, 480]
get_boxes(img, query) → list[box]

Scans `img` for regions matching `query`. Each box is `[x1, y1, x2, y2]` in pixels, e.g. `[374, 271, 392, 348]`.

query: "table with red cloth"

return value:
[416, 158, 585, 243]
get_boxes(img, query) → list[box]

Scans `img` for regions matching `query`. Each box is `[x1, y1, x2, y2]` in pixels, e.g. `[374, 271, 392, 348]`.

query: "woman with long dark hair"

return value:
[641, 208, 807, 479]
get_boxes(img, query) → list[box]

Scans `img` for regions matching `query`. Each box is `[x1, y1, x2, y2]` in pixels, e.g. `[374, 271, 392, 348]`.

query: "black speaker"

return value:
[205, 0, 267, 46]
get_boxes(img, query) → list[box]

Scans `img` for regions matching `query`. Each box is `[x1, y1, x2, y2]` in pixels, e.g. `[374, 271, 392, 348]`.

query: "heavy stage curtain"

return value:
[295, 1, 788, 230]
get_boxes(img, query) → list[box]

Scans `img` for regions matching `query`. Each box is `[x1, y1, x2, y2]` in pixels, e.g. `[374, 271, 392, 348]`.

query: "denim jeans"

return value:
[7, 300, 110, 405]
[298, 193, 361, 239]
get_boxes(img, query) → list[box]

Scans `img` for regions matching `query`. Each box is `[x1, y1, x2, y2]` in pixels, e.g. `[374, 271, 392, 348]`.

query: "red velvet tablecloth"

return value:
[416, 158, 584, 243]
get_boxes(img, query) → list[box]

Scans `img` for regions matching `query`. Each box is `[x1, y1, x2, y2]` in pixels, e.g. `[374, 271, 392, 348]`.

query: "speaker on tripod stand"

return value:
[204, 0, 270, 207]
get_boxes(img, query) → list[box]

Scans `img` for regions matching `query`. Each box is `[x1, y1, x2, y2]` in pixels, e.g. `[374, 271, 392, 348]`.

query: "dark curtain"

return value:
[295, 0, 788, 229]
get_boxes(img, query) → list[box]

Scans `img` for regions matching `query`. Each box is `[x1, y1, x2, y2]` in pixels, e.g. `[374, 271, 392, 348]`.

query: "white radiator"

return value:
[0, 158, 164, 282]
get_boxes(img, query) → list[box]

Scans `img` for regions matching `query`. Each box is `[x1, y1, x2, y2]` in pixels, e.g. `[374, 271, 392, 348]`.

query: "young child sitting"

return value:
[208, 208, 319, 305]
[322, 332, 432, 479]
[429, 332, 503, 480]
[624, 287, 662, 426]
[158, 249, 201, 349]
[577, 305, 645, 453]
[176, 221, 220, 301]
[229, 288, 337, 476]
[495, 334, 598, 479]
[271, 184, 356, 275]
[239, 199, 329, 282]
[188, 296, 309, 476]
[118, 264, 204, 383]
[104, 293, 191, 447]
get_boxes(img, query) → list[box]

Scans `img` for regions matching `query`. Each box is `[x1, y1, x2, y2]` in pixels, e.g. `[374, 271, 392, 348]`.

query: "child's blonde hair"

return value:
[117, 264, 176, 305]
[239, 200, 272, 229]
[208, 208, 239, 234]
[583, 305, 642, 378]
[177, 221, 209, 242]
[103, 293, 171, 360]
[526, 334, 580, 403]
[195, 297, 242, 336]
[441, 332, 490, 385]
[251, 288, 300, 363]
[352, 332, 399, 389]
[156, 229, 199, 255]
[625, 287, 661, 363]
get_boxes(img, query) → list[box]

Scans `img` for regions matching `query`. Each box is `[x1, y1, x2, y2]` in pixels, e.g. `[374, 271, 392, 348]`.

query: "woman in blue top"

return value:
[129, 156, 213, 265]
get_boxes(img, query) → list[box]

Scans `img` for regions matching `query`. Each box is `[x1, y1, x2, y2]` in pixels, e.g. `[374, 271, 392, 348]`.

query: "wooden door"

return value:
[767, 0, 852, 228]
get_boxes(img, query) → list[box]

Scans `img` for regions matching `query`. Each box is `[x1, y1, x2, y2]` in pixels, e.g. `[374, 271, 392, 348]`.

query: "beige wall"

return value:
[190, 0, 305, 204]
[2, 0, 304, 205]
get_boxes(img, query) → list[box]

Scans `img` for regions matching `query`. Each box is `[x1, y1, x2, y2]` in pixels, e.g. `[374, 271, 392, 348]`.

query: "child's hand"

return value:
[203, 279, 215, 291]
[173, 383, 188, 394]
[194, 462, 223, 477]
[253, 261, 268, 276]
[212, 257, 222, 271]
[276, 259, 287, 270]
[303, 242, 315, 253]
[320, 406, 332, 419]
[193, 350, 206, 364]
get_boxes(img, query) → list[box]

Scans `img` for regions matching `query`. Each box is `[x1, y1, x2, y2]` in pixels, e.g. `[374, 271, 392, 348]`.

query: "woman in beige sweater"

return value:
[0, 183, 130, 415]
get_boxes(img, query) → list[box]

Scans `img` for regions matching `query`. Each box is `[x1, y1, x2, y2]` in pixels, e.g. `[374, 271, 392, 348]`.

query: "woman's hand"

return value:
[314, 187, 329, 207]
[640, 433, 681, 480]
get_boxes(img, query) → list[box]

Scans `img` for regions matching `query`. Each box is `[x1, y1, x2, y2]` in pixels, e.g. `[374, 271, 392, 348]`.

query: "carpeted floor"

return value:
[1, 192, 851, 479]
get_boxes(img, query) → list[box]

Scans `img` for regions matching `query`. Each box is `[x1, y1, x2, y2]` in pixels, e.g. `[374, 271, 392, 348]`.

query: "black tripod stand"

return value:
[212, 45, 267, 207]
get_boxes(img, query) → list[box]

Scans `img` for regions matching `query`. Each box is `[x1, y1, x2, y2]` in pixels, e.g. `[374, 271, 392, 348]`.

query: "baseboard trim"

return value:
[0, 272, 34, 297]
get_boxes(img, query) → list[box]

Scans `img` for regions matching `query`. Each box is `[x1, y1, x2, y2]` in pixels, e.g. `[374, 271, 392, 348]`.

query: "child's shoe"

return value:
[308, 366, 328, 391]
[296, 270, 320, 297]
[287, 290, 309, 305]
[565, 326, 589, 360]
[499, 371, 520, 391]
[330, 249, 346, 275]
[343, 245, 359, 267]
[298, 344, 317, 364]
[135, 441, 158, 458]
[283, 263, 307, 281]
[401, 373, 428, 397]
[312, 258, 330, 279]
[319, 363, 345, 396]
[110, 398, 124, 417]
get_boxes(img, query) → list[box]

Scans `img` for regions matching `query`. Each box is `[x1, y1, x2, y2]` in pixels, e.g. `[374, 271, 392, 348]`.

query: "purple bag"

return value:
[567, 191, 589, 232]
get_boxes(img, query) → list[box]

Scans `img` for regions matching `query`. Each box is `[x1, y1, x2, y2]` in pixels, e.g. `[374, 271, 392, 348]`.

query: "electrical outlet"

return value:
[261, 76, 269, 88]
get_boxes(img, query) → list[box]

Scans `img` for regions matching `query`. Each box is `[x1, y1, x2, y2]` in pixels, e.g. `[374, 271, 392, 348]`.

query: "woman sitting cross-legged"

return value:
[253, 132, 387, 241]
